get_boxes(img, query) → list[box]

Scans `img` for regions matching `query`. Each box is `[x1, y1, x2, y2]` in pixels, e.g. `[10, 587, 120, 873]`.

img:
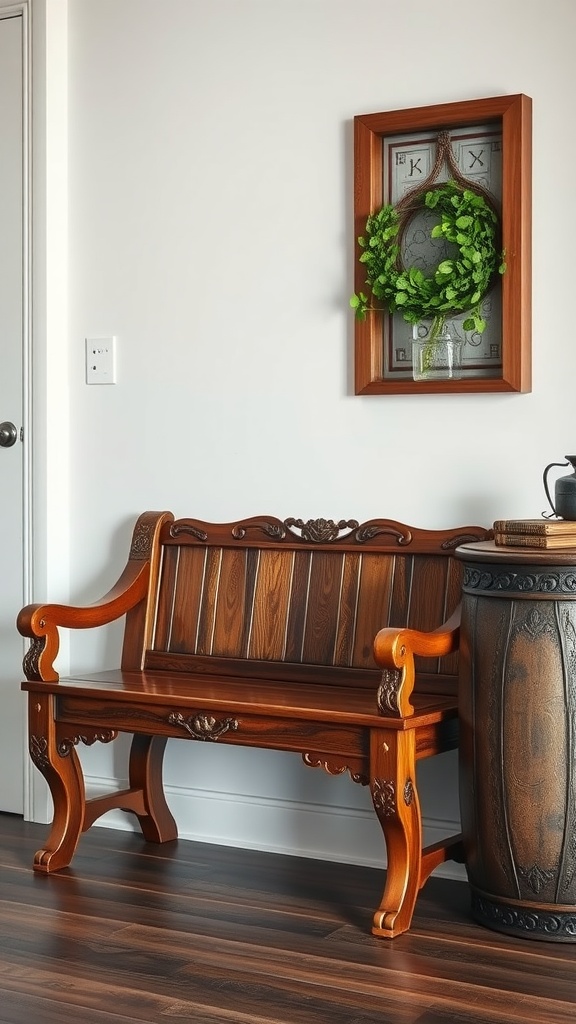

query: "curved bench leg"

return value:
[128, 734, 178, 843]
[370, 728, 422, 939]
[28, 695, 85, 873]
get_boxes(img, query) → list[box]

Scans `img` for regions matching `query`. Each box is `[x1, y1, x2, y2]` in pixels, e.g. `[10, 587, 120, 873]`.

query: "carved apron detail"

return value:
[57, 730, 118, 757]
[302, 753, 369, 786]
[167, 712, 239, 740]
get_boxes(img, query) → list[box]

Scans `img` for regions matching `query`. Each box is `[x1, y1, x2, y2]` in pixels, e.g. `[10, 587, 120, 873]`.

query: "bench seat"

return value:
[28, 669, 458, 723]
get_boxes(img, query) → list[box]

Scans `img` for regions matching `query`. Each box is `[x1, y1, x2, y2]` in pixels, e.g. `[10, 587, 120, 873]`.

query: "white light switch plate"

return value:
[85, 337, 117, 384]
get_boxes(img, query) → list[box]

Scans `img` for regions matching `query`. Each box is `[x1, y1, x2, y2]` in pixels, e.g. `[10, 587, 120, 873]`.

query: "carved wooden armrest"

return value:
[373, 606, 461, 717]
[17, 561, 151, 683]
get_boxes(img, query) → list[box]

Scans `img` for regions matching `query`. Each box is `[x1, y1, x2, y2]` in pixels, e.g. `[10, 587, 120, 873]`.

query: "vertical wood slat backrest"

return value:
[143, 517, 490, 685]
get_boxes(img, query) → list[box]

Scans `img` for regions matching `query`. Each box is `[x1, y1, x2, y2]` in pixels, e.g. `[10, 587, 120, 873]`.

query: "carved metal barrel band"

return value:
[472, 892, 576, 939]
[462, 564, 576, 597]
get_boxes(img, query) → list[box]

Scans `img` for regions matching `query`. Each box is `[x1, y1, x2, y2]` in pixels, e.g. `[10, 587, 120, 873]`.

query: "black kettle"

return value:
[543, 456, 576, 520]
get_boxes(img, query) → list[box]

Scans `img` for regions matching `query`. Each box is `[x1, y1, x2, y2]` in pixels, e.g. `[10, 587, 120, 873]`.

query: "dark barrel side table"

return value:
[455, 539, 576, 941]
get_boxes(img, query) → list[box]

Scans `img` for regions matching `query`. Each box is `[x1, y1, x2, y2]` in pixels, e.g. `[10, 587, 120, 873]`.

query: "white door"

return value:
[0, 11, 25, 814]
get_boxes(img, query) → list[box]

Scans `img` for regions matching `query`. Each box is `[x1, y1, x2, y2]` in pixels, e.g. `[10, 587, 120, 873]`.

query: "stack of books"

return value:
[493, 518, 576, 549]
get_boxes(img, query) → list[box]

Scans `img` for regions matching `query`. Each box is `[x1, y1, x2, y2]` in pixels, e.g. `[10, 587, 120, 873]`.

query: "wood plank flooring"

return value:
[1, 813, 575, 1023]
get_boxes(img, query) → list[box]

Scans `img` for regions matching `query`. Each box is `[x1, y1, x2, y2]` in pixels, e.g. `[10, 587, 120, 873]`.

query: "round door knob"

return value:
[0, 421, 18, 448]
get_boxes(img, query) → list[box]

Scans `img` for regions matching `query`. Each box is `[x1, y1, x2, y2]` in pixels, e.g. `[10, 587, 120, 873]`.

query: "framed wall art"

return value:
[352, 94, 532, 395]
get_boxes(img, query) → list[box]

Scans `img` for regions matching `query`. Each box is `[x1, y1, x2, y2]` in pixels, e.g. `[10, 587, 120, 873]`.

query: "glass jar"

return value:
[411, 324, 463, 382]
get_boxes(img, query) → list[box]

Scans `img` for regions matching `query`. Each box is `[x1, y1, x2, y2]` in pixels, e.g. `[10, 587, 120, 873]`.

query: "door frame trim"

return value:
[0, 0, 33, 817]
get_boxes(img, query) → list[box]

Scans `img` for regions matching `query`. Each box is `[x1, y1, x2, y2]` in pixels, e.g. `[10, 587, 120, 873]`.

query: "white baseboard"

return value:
[84, 774, 467, 883]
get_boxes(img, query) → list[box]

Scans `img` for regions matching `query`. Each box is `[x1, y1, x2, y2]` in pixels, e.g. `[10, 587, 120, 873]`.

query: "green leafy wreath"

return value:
[350, 179, 505, 339]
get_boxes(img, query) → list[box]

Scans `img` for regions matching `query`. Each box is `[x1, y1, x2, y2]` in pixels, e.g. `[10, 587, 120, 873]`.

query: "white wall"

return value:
[34, 0, 576, 873]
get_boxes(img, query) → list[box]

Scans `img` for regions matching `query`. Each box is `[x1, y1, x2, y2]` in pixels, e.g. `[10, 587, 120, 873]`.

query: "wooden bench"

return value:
[18, 511, 490, 938]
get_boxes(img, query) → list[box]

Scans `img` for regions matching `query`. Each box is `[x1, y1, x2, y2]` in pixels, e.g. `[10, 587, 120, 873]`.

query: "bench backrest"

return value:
[123, 514, 491, 696]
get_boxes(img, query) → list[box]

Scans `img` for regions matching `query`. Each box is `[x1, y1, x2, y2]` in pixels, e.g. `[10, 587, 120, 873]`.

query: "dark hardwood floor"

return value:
[1, 814, 575, 1023]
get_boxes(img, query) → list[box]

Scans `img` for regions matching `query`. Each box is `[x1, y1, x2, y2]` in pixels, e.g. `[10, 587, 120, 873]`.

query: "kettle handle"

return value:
[543, 460, 570, 517]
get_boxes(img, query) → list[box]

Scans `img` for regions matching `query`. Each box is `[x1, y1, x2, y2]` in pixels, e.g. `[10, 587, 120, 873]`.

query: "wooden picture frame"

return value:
[353, 94, 532, 395]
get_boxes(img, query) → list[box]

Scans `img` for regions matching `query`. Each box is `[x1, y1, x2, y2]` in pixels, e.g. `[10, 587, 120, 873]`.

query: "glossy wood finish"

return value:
[457, 540, 576, 940]
[18, 513, 491, 938]
[354, 93, 532, 395]
[1, 814, 575, 1024]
